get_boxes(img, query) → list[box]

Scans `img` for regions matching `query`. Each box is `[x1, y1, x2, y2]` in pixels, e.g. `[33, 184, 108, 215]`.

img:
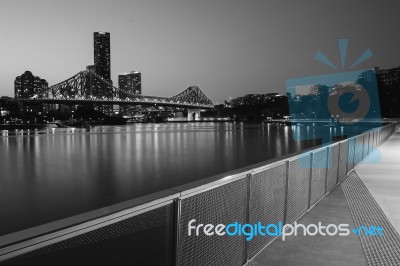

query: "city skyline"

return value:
[1, 0, 400, 103]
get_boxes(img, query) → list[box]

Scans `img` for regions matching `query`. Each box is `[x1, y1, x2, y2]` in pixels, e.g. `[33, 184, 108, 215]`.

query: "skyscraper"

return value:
[118, 71, 142, 97]
[14, 71, 48, 99]
[94, 32, 111, 83]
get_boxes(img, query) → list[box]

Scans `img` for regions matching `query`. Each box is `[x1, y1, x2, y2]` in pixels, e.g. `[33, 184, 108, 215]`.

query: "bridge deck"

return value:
[14, 98, 214, 109]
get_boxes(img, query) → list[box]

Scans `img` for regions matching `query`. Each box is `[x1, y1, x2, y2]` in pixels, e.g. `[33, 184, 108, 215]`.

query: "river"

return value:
[0, 122, 368, 235]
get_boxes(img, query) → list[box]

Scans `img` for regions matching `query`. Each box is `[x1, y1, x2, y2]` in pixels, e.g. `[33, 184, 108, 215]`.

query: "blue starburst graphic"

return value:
[286, 39, 382, 168]
[315, 39, 374, 70]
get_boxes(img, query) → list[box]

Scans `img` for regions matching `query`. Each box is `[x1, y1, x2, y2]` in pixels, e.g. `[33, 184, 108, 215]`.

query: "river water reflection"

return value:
[0, 122, 365, 235]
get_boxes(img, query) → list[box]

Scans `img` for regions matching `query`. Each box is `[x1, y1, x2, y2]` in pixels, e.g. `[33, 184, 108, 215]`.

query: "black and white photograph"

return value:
[1, 0, 400, 265]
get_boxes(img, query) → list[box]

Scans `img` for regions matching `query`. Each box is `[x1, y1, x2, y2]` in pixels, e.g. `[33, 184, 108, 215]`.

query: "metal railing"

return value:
[1, 122, 399, 266]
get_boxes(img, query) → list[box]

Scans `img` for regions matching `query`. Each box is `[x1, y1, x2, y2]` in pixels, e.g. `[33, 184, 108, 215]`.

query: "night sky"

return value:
[1, 0, 400, 103]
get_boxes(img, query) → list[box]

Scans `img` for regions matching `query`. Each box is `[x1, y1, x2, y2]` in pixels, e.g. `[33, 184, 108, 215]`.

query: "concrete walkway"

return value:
[356, 131, 400, 235]
[248, 185, 366, 266]
[249, 131, 400, 266]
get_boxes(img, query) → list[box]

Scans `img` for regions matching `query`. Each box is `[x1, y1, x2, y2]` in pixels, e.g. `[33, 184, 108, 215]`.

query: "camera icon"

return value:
[286, 69, 382, 167]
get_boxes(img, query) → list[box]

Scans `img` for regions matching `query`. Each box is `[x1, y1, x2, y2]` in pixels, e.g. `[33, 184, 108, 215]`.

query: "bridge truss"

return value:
[25, 70, 214, 109]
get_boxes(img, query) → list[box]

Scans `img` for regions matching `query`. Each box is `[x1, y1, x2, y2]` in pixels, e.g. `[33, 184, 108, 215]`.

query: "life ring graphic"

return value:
[327, 85, 370, 124]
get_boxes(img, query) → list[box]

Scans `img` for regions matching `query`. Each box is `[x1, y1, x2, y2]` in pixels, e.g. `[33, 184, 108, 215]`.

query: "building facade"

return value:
[118, 71, 142, 97]
[93, 32, 113, 98]
[376, 66, 400, 117]
[14, 71, 48, 99]
[377, 66, 400, 89]
[94, 32, 111, 83]
[230, 93, 280, 106]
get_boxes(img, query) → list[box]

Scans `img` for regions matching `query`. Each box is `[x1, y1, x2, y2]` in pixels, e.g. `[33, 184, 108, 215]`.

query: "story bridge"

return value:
[16, 70, 214, 109]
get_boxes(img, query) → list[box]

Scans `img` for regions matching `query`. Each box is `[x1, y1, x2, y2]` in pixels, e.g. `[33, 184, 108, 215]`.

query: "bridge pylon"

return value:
[187, 109, 201, 121]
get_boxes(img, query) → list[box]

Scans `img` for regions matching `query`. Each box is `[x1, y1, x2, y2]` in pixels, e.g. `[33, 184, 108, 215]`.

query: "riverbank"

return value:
[0, 124, 50, 130]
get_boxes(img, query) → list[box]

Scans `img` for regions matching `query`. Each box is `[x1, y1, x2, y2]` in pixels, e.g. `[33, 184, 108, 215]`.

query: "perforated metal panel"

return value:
[383, 127, 386, 141]
[375, 129, 381, 148]
[376, 129, 380, 147]
[365, 133, 369, 156]
[310, 149, 327, 205]
[360, 134, 365, 160]
[362, 134, 369, 160]
[338, 141, 348, 181]
[326, 145, 339, 191]
[376, 129, 380, 146]
[383, 128, 386, 141]
[371, 131, 375, 152]
[248, 163, 287, 259]
[347, 138, 355, 173]
[354, 135, 364, 167]
[286, 155, 311, 224]
[383, 127, 386, 142]
[369, 131, 374, 155]
[2, 204, 175, 266]
[178, 178, 248, 266]
[382, 127, 386, 142]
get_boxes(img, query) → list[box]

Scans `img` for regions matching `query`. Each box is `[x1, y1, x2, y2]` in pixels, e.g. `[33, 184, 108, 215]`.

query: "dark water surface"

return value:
[0, 123, 364, 235]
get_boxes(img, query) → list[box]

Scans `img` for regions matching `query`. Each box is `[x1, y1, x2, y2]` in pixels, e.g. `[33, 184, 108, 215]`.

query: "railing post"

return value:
[244, 172, 252, 263]
[173, 198, 182, 266]
[283, 160, 290, 225]
[350, 138, 355, 171]
[360, 135, 363, 161]
[325, 146, 330, 193]
[336, 142, 342, 184]
[308, 152, 314, 209]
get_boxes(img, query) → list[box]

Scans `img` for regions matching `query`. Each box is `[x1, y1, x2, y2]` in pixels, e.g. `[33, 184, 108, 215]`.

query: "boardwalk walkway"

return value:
[250, 131, 400, 266]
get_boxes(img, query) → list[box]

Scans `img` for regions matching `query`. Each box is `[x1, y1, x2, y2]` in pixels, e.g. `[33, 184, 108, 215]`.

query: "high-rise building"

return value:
[14, 71, 48, 99]
[377, 66, 400, 89]
[94, 32, 111, 82]
[93, 32, 113, 99]
[118, 71, 142, 97]
[375, 66, 400, 117]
